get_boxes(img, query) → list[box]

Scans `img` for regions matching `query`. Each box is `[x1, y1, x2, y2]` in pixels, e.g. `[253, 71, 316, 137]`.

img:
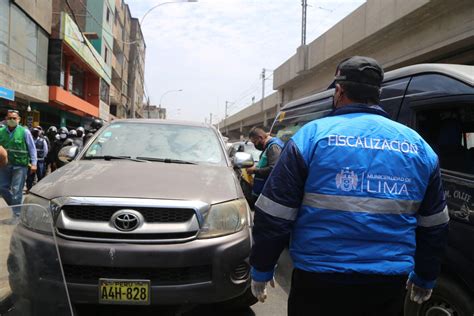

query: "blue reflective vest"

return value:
[252, 137, 284, 196]
[35, 137, 46, 160]
[250, 105, 448, 286]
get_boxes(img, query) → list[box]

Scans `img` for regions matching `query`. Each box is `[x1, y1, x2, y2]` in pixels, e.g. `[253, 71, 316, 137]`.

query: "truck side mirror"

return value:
[233, 152, 254, 168]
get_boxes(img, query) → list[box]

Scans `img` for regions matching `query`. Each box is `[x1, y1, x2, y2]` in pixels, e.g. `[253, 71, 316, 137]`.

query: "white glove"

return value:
[406, 280, 433, 304]
[251, 278, 275, 303]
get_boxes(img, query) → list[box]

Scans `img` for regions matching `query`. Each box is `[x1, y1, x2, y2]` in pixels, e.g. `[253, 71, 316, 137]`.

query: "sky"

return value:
[127, 0, 366, 122]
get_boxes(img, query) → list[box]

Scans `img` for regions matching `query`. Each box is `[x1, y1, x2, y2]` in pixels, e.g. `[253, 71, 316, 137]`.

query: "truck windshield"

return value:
[83, 123, 226, 166]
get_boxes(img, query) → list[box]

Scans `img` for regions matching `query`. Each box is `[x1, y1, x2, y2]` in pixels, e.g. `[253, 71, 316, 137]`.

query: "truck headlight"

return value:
[198, 199, 249, 239]
[20, 194, 53, 234]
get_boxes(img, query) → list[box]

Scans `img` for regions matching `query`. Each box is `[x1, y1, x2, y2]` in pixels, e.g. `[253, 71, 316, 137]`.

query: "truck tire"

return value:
[404, 275, 474, 316]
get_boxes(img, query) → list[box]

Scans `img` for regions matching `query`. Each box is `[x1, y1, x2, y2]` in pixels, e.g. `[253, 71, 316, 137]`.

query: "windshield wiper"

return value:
[136, 157, 197, 165]
[83, 155, 149, 163]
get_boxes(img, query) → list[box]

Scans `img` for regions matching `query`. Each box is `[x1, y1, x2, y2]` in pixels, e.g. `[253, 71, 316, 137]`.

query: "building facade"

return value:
[110, 0, 132, 119]
[1, 0, 148, 127]
[128, 18, 146, 119]
[0, 0, 51, 128]
[85, 0, 114, 121]
[143, 105, 166, 119]
[47, 0, 111, 129]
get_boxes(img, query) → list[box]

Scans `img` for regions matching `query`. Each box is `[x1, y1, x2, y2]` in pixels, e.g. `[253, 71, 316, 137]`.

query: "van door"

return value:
[399, 73, 474, 292]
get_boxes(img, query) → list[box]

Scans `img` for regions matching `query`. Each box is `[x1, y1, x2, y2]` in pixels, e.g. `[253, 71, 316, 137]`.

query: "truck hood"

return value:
[31, 160, 242, 205]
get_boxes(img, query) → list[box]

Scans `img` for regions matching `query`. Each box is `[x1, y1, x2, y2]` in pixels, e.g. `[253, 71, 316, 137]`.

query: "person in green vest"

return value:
[0, 110, 37, 216]
[246, 127, 284, 204]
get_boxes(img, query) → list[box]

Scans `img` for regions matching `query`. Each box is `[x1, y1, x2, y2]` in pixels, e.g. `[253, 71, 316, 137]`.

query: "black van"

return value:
[270, 64, 474, 316]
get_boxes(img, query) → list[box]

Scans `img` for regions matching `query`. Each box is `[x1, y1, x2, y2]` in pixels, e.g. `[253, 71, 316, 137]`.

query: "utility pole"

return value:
[225, 101, 232, 135]
[209, 113, 213, 125]
[301, 0, 308, 46]
[261, 68, 266, 113]
[147, 97, 150, 119]
[225, 101, 230, 120]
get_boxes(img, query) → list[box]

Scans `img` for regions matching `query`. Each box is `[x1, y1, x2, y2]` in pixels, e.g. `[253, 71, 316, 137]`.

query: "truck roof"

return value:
[282, 63, 473, 111]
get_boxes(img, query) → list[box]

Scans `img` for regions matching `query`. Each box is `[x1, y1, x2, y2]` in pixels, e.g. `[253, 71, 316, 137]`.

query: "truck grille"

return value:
[57, 228, 197, 241]
[63, 206, 195, 223]
[63, 264, 212, 285]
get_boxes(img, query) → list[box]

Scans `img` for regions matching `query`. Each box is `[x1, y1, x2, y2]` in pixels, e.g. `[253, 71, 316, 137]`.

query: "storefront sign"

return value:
[0, 86, 15, 101]
[60, 12, 111, 84]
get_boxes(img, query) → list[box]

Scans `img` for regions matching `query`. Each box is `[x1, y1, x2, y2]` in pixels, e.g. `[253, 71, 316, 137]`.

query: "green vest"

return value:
[0, 126, 29, 166]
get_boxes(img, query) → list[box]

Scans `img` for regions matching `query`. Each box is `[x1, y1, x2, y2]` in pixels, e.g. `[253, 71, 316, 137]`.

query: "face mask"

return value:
[60, 133, 67, 139]
[7, 119, 17, 128]
[254, 141, 265, 151]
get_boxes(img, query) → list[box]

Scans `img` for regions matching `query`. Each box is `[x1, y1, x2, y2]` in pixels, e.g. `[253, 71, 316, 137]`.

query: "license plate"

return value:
[99, 279, 150, 305]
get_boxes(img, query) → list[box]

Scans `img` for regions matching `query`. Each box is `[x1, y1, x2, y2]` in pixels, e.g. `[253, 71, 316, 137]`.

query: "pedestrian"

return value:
[26, 127, 48, 193]
[54, 127, 69, 169]
[0, 110, 37, 214]
[75, 126, 85, 150]
[245, 127, 284, 207]
[84, 118, 103, 144]
[45, 126, 58, 172]
[249, 56, 449, 316]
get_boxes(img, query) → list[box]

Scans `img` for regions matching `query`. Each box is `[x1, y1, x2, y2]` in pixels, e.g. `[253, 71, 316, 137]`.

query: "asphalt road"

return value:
[74, 282, 289, 316]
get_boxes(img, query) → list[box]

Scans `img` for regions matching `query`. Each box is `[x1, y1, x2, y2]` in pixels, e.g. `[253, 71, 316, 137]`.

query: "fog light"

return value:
[231, 262, 250, 281]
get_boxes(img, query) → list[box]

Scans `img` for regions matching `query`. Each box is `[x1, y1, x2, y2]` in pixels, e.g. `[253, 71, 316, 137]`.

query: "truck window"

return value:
[379, 78, 410, 120]
[416, 103, 474, 175]
[271, 97, 332, 142]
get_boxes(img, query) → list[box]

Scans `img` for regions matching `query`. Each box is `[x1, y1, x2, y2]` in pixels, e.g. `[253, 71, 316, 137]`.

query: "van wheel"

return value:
[218, 288, 258, 310]
[404, 275, 474, 316]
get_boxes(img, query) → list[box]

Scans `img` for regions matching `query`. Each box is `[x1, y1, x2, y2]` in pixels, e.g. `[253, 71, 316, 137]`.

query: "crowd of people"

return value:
[0, 111, 103, 214]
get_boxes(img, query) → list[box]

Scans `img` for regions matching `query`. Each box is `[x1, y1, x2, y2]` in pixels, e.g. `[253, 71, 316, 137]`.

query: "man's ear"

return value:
[335, 83, 344, 96]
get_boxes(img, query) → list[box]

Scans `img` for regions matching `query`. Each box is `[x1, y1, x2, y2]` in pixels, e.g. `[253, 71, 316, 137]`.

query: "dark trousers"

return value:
[288, 269, 406, 316]
[26, 161, 46, 190]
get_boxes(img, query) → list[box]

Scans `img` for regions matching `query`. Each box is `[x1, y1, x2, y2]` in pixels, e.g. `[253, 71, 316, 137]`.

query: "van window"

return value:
[416, 103, 474, 175]
[407, 74, 472, 97]
[271, 97, 332, 142]
[379, 78, 410, 119]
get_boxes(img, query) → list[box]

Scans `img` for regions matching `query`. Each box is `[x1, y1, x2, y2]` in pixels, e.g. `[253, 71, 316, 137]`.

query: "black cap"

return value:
[334, 56, 384, 87]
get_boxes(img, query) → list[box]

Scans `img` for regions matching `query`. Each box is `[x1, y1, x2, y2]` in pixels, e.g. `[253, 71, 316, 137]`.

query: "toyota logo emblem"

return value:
[111, 210, 140, 231]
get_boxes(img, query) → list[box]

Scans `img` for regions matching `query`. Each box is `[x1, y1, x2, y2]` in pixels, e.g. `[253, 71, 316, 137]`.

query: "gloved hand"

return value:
[406, 280, 433, 304]
[251, 278, 275, 303]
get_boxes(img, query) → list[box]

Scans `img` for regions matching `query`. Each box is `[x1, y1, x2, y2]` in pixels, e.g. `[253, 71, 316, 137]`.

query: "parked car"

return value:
[270, 64, 474, 316]
[11, 120, 257, 309]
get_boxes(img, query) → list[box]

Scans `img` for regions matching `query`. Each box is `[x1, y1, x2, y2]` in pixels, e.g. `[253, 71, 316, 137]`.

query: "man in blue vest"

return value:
[249, 56, 449, 315]
[0, 110, 37, 214]
[26, 127, 48, 193]
[246, 127, 284, 204]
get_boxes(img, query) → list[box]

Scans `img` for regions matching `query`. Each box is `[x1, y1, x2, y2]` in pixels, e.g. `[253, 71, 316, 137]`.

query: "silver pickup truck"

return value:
[12, 119, 257, 309]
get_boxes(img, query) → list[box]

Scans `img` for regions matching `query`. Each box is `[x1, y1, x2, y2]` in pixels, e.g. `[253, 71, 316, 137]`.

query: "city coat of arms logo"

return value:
[336, 168, 358, 192]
